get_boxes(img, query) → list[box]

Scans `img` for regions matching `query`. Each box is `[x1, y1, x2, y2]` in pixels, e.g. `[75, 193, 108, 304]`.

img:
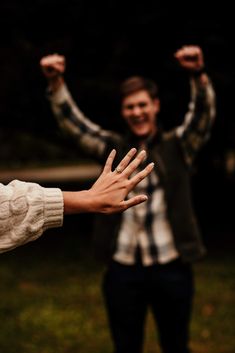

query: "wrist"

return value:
[190, 65, 207, 78]
[48, 75, 64, 92]
[63, 190, 91, 214]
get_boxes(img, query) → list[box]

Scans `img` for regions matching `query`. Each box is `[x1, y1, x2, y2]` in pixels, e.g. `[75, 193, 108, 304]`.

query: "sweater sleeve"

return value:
[0, 180, 64, 253]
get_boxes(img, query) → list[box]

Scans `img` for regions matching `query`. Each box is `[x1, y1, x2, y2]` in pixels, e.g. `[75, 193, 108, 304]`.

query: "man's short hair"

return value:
[120, 76, 159, 101]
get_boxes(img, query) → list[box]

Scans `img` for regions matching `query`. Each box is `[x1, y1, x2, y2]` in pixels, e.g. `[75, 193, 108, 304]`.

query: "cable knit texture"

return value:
[0, 180, 63, 253]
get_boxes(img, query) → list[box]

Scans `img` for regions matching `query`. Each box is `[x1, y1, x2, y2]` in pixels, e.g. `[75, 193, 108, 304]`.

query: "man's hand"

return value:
[40, 54, 66, 91]
[174, 45, 204, 72]
[40, 53, 66, 78]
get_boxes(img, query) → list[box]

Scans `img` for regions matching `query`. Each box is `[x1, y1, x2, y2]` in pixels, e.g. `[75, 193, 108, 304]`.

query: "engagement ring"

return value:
[115, 167, 122, 174]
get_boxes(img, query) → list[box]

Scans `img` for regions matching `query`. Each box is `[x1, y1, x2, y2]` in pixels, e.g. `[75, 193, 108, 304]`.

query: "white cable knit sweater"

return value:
[0, 180, 64, 253]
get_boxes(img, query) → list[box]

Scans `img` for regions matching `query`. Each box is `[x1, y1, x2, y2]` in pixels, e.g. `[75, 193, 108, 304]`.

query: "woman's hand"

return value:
[63, 148, 154, 214]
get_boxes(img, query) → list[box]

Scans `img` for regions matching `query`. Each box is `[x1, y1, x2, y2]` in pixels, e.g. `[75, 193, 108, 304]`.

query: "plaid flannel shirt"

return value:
[49, 76, 216, 266]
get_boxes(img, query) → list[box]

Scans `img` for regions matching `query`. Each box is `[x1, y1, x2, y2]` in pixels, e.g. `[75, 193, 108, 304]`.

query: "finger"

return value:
[175, 46, 199, 59]
[121, 150, 147, 177]
[174, 49, 183, 58]
[128, 162, 154, 188]
[40, 56, 65, 67]
[51, 54, 65, 62]
[42, 60, 64, 70]
[121, 195, 148, 210]
[115, 148, 137, 172]
[103, 149, 116, 174]
[50, 63, 65, 73]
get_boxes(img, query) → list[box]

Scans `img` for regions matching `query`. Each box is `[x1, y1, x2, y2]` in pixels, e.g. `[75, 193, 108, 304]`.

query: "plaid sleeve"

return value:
[176, 77, 216, 166]
[48, 84, 121, 160]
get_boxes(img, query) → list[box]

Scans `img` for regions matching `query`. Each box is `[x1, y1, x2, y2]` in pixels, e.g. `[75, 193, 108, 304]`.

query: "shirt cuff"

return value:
[47, 83, 70, 104]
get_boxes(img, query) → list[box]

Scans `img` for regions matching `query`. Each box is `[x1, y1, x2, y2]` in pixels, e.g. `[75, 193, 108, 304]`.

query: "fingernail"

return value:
[139, 150, 146, 156]
[129, 148, 137, 155]
[140, 195, 148, 201]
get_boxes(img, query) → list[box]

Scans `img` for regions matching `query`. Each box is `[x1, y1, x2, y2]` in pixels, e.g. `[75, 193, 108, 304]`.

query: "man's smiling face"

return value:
[121, 90, 160, 139]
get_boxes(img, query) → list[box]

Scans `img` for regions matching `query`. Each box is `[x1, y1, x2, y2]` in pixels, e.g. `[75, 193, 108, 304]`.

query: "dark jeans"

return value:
[102, 259, 194, 353]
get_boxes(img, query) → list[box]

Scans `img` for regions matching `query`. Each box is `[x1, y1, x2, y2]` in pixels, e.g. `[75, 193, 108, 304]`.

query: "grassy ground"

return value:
[0, 224, 234, 353]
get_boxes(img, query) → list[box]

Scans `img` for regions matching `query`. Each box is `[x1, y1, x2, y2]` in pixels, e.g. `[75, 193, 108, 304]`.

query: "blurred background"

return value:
[0, 1, 234, 353]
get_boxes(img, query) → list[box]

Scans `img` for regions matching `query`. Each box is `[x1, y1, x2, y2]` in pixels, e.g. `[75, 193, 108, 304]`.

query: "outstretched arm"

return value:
[0, 149, 154, 253]
[174, 45, 216, 165]
[40, 54, 120, 160]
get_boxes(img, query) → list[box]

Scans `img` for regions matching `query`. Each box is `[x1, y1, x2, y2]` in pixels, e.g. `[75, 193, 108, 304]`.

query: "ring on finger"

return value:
[115, 166, 122, 174]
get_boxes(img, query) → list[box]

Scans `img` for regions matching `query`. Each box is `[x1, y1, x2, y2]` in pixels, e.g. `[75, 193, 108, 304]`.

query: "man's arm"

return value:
[174, 46, 216, 166]
[0, 149, 154, 253]
[40, 54, 121, 160]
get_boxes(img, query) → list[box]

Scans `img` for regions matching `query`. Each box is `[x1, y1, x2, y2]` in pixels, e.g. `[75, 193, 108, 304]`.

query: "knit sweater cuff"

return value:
[43, 187, 64, 230]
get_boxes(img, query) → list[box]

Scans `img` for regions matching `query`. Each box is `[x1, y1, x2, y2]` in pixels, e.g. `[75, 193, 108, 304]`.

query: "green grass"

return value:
[0, 229, 234, 353]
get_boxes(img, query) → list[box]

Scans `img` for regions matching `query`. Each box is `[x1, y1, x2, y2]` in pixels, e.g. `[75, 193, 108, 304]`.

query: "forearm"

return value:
[48, 83, 120, 159]
[175, 45, 216, 137]
[176, 73, 216, 165]
[191, 73, 216, 118]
